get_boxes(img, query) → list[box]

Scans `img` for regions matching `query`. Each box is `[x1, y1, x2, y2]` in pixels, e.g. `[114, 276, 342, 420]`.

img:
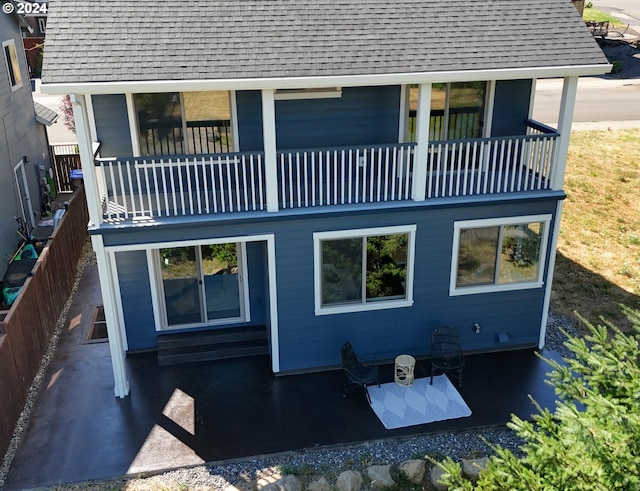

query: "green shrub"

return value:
[435, 306, 640, 490]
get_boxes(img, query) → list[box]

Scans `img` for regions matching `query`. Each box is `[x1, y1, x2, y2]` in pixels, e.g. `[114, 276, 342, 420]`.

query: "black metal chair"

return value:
[430, 326, 464, 387]
[340, 342, 380, 403]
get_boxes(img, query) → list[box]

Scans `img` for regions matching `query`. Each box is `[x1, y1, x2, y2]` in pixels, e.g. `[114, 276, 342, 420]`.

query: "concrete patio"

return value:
[3, 262, 563, 489]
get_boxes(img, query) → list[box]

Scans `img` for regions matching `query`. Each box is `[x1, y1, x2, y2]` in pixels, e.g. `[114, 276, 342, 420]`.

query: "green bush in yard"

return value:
[435, 306, 640, 491]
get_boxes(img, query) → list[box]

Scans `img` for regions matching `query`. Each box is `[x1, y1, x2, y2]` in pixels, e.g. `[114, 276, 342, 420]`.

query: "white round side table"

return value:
[394, 354, 416, 387]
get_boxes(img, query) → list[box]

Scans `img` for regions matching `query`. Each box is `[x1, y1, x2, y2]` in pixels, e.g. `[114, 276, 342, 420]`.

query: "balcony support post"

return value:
[70, 93, 102, 227]
[412, 83, 432, 201]
[551, 76, 578, 190]
[261, 89, 279, 212]
[91, 235, 130, 398]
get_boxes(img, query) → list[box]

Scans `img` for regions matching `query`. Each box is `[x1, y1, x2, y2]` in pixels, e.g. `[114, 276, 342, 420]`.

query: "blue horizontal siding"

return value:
[492, 80, 533, 137]
[236, 86, 401, 152]
[115, 250, 156, 350]
[92, 94, 133, 158]
[275, 86, 401, 149]
[107, 197, 559, 370]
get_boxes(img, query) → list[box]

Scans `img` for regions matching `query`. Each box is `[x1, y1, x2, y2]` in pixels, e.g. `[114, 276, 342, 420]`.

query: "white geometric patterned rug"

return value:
[366, 375, 472, 430]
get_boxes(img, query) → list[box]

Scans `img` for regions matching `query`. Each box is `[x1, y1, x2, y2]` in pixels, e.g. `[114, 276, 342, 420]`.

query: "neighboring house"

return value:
[20, 8, 47, 79]
[1, 10, 56, 273]
[41, 0, 609, 398]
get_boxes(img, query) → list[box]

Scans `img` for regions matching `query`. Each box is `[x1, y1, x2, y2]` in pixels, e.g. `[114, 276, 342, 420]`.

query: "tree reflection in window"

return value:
[321, 233, 408, 306]
[457, 222, 543, 287]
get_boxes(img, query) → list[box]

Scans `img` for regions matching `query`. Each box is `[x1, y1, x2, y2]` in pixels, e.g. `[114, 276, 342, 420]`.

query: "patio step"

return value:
[157, 325, 269, 366]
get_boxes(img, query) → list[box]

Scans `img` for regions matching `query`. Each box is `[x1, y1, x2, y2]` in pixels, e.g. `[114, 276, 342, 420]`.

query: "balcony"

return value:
[94, 120, 559, 223]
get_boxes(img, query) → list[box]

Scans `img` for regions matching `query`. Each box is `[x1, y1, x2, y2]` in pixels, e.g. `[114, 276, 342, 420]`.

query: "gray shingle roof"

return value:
[33, 102, 59, 125]
[42, 0, 609, 85]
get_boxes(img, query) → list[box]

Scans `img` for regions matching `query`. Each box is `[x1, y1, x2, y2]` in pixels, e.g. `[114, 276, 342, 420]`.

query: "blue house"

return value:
[41, 0, 609, 397]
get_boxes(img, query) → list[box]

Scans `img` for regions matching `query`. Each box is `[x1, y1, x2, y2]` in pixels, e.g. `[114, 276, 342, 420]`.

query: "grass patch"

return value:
[552, 129, 640, 330]
[582, 7, 622, 25]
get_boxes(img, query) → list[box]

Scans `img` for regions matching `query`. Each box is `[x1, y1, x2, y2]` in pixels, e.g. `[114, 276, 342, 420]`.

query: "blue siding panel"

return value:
[246, 241, 266, 325]
[491, 80, 533, 137]
[236, 90, 264, 152]
[92, 94, 133, 157]
[235, 86, 401, 152]
[107, 197, 559, 370]
[275, 86, 401, 149]
[115, 250, 157, 350]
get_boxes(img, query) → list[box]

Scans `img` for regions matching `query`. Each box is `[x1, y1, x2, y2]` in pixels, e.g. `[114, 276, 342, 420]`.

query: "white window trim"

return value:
[313, 225, 416, 316]
[450, 214, 552, 296]
[2, 39, 23, 91]
[38, 18, 46, 35]
[148, 239, 251, 331]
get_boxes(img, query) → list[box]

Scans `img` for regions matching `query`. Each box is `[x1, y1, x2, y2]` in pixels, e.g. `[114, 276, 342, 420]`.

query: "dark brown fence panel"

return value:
[0, 186, 88, 461]
[50, 144, 81, 194]
[0, 335, 26, 459]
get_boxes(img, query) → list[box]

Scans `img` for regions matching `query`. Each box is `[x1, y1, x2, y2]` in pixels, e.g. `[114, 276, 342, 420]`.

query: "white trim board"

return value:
[41, 64, 612, 95]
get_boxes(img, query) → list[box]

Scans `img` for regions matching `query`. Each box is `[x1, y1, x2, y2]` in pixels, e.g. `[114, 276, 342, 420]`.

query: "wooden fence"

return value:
[50, 143, 81, 193]
[0, 187, 88, 461]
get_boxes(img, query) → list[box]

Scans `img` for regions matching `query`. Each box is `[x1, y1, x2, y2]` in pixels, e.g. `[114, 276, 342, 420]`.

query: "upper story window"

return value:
[407, 82, 487, 142]
[134, 91, 233, 156]
[450, 215, 551, 296]
[2, 40, 23, 91]
[314, 225, 416, 315]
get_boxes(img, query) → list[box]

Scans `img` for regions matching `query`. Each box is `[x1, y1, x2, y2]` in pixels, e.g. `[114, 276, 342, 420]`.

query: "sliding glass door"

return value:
[158, 242, 245, 328]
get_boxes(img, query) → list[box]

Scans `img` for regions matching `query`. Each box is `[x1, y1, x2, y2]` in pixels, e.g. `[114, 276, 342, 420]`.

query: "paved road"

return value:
[589, 0, 640, 32]
[533, 77, 640, 126]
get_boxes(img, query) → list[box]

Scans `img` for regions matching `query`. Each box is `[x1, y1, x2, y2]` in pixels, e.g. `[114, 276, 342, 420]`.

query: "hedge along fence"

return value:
[0, 186, 89, 461]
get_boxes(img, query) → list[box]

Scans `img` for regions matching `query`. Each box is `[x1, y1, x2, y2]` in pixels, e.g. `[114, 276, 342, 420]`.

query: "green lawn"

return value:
[582, 7, 622, 25]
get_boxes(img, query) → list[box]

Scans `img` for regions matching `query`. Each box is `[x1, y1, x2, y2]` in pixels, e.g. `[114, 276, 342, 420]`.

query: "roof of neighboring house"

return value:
[33, 102, 59, 126]
[41, 0, 609, 86]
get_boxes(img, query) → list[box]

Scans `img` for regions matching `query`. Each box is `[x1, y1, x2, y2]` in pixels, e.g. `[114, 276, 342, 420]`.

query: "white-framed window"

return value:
[313, 225, 416, 315]
[133, 91, 234, 156]
[38, 18, 46, 35]
[450, 214, 552, 296]
[2, 39, 23, 91]
[406, 81, 489, 142]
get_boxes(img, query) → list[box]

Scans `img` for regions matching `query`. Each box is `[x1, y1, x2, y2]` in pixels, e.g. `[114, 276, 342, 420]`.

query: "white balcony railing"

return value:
[95, 153, 266, 221]
[277, 144, 415, 209]
[425, 125, 558, 198]
[95, 122, 558, 221]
